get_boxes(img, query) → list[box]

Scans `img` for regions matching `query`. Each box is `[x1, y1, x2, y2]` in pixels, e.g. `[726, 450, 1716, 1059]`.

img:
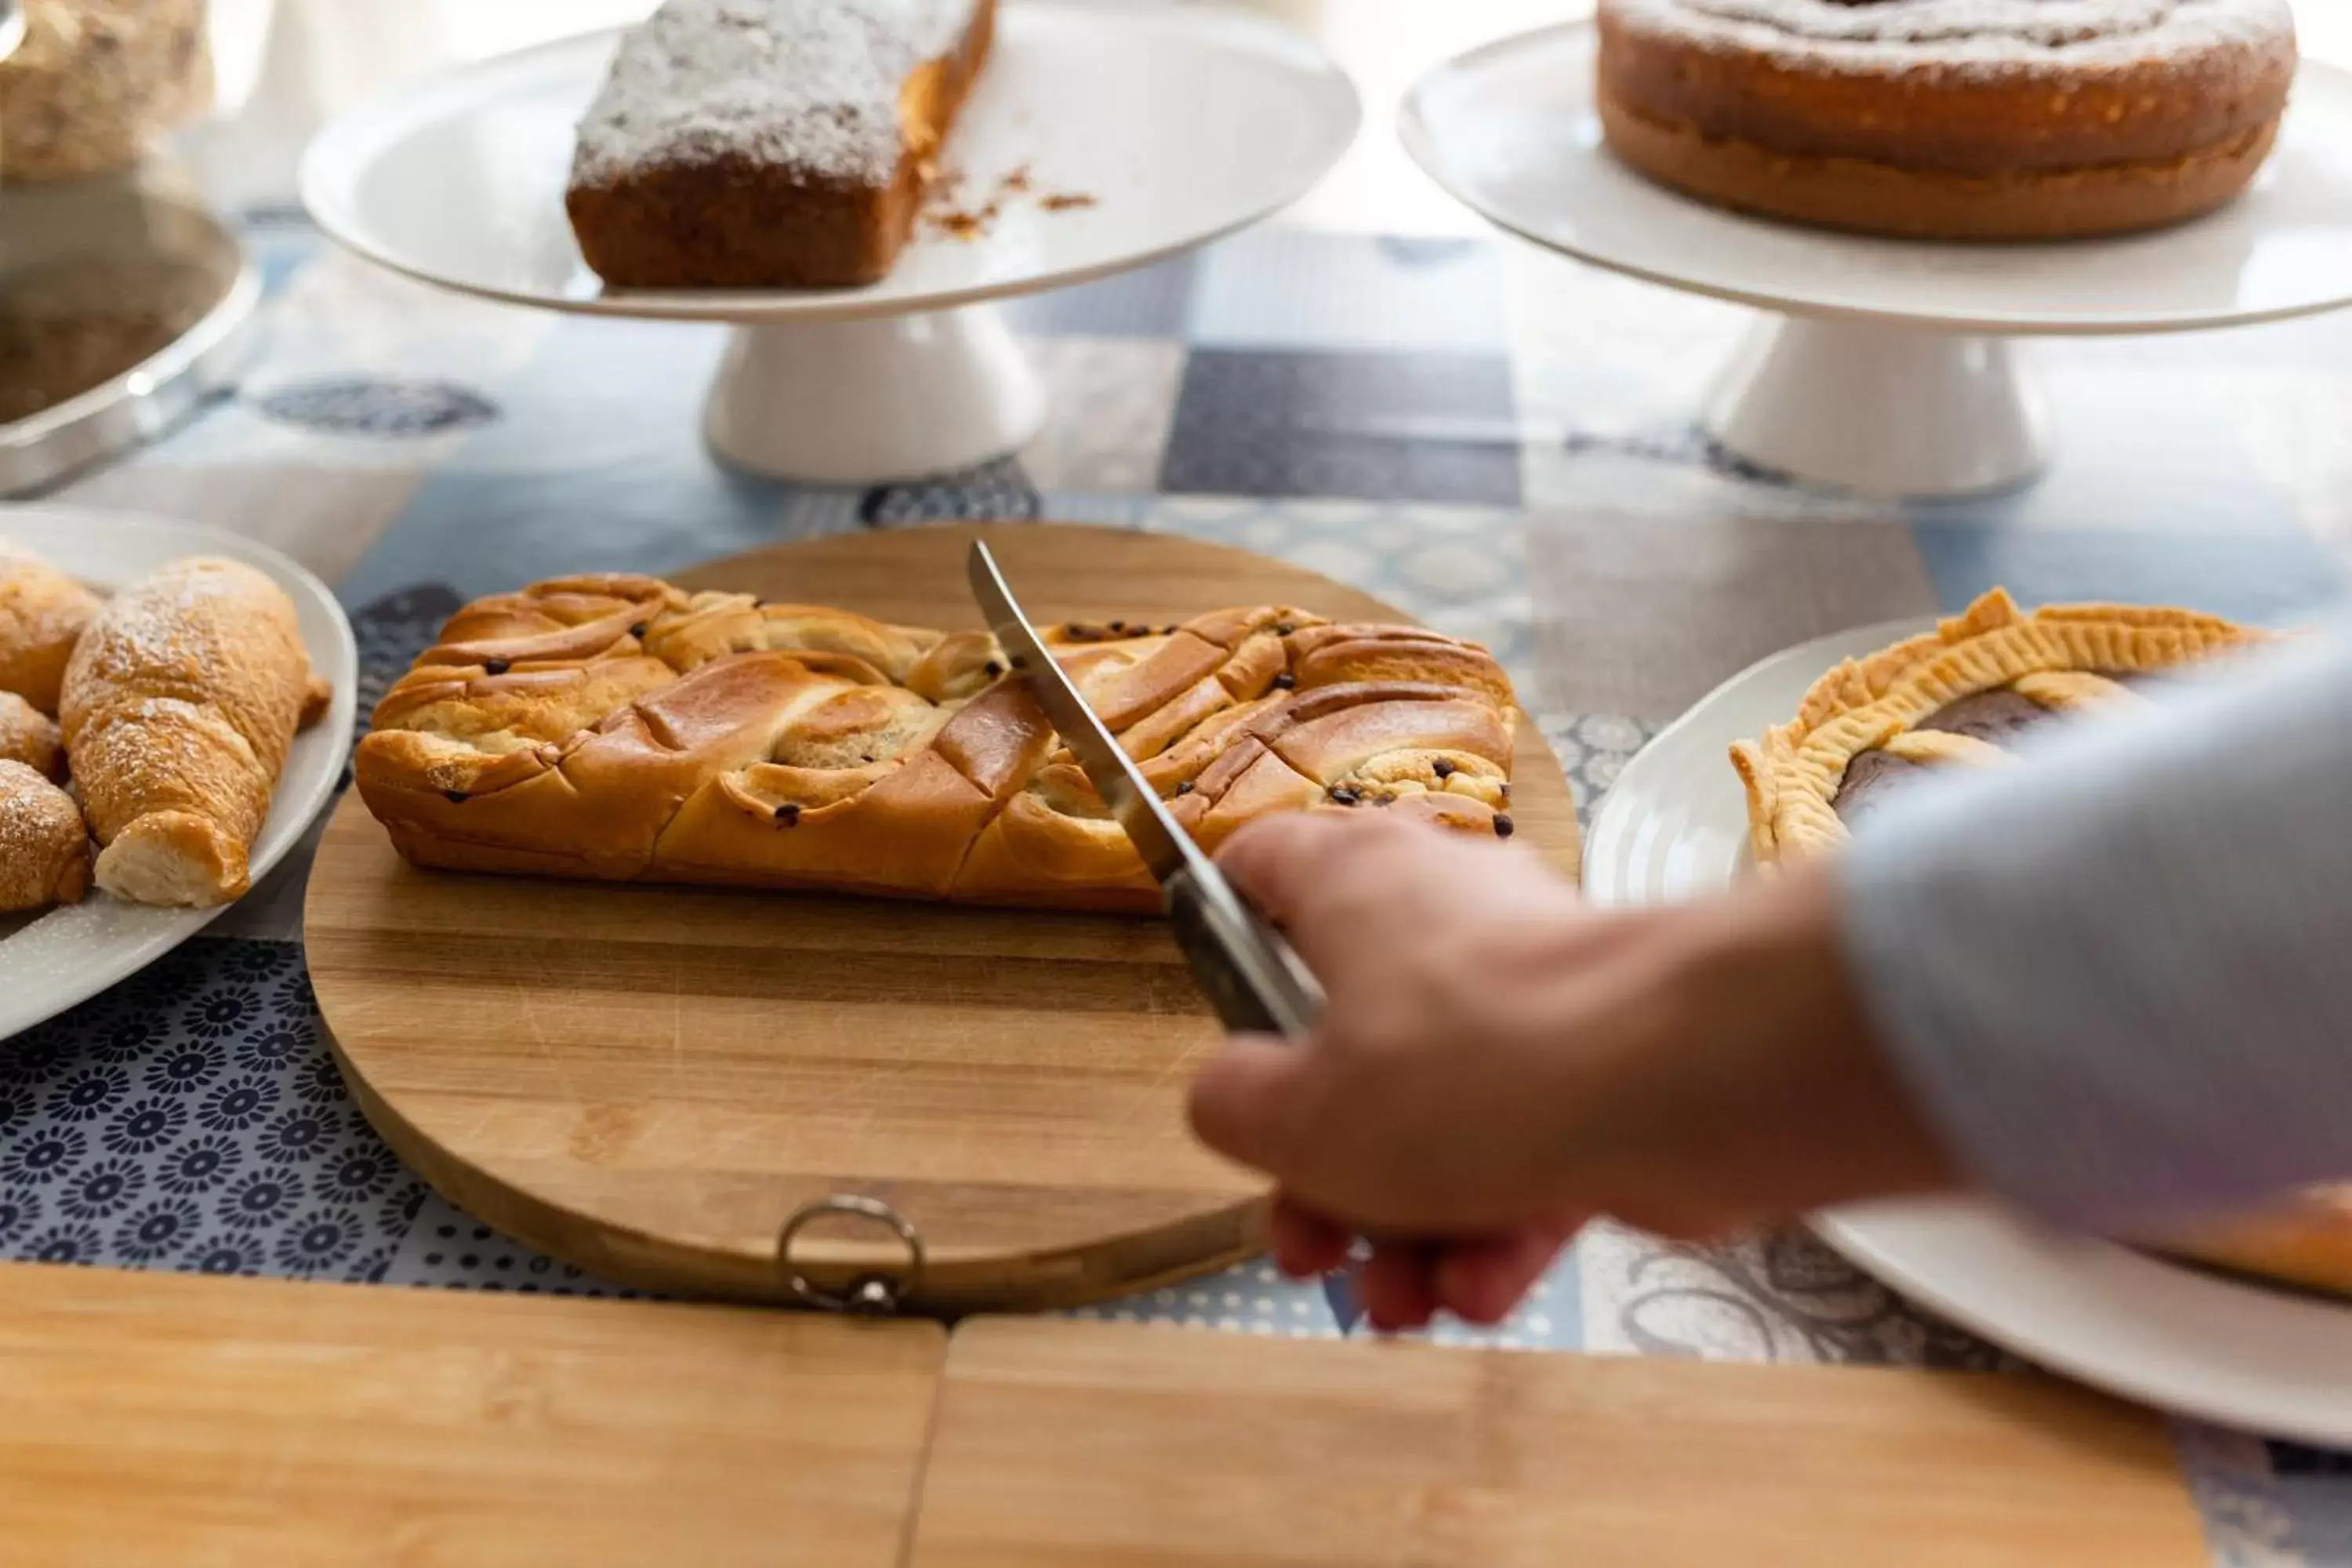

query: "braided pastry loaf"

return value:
[355, 575, 1523, 912]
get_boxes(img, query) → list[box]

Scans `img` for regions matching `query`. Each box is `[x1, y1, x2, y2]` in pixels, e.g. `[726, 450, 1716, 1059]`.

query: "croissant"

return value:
[0, 546, 103, 715]
[355, 575, 1526, 912]
[0, 691, 62, 780]
[0, 760, 89, 911]
[61, 558, 318, 907]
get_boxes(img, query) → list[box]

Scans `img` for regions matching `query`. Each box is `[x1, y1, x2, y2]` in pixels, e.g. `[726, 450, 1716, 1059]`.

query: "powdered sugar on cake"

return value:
[571, 0, 975, 191]
[1605, 0, 2295, 76]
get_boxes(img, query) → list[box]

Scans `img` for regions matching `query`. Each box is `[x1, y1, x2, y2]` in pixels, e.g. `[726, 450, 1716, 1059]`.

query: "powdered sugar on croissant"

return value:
[355, 575, 1524, 913]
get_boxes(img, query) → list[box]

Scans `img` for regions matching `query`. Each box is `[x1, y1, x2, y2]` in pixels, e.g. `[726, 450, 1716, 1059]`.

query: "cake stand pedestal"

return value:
[1703, 319, 2049, 496]
[704, 309, 1047, 485]
[299, 3, 1360, 485]
[1401, 24, 2352, 499]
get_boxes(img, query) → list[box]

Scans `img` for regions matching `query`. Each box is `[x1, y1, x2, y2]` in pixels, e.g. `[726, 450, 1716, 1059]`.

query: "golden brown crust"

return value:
[0, 692, 63, 781]
[566, 0, 995, 289]
[61, 558, 318, 907]
[1595, 0, 2296, 239]
[1597, 82, 2281, 241]
[0, 760, 89, 911]
[356, 576, 1526, 912]
[1730, 589, 2264, 867]
[2158, 1189, 2352, 1298]
[0, 549, 104, 716]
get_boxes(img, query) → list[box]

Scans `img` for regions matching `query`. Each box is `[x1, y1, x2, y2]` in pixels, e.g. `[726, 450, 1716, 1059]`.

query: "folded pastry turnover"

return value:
[355, 575, 1526, 913]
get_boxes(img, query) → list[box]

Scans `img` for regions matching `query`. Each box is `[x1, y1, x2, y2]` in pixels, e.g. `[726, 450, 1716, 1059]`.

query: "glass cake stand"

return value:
[1401, 21, 2352, 497]
[299, 2, 1360, 485]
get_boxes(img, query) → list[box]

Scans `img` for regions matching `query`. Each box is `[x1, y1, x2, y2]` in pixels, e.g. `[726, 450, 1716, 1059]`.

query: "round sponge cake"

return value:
[1595, 0, 2299, 240]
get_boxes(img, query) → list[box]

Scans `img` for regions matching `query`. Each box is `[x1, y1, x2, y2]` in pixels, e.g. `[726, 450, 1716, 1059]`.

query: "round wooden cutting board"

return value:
[305, 524, 1581, 1313]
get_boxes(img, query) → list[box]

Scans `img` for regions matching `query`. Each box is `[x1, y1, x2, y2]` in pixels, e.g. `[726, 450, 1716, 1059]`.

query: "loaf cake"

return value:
[566, 0, 995, 289]
[354, 575, 1525, 913]
[1595, 0, 2298, 241]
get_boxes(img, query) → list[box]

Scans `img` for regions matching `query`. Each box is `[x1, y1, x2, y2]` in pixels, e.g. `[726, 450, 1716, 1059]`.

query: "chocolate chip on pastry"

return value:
[354, 575, 1530, 913]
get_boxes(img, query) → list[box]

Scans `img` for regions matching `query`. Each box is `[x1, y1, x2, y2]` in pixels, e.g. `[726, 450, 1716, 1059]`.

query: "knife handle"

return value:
[1164, 863, 1326, 1040]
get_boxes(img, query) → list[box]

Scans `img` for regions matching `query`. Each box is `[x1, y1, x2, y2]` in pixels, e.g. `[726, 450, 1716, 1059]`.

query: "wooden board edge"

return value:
[316, 986, 1271, 1316]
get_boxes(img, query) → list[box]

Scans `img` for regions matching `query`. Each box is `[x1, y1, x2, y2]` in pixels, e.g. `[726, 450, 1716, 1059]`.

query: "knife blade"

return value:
[966, 542, 1325, 1040]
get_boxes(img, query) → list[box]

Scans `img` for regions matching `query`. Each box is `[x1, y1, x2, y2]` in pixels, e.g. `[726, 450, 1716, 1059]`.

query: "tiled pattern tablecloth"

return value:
[8, 208, 2352, 1563]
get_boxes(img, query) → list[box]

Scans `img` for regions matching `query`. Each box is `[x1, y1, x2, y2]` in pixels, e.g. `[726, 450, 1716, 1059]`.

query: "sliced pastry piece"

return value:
[1730, 588, 2266, 866]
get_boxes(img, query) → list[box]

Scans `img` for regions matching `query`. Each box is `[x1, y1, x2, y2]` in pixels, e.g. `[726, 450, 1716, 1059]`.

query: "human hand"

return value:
[1188, 813, 1957, 1331]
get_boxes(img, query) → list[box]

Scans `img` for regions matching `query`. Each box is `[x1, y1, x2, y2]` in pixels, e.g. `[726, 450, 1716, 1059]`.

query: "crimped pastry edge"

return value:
[1728, 588, 2265, 867]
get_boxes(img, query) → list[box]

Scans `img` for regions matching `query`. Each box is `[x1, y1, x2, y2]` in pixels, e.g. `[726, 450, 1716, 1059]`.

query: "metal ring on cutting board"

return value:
[777, 1195, 926, 1314]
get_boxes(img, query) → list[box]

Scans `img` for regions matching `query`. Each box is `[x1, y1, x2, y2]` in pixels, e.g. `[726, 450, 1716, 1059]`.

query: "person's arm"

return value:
[1188, 624, 2352, 1330]
[1842, 627, 2352, 1231]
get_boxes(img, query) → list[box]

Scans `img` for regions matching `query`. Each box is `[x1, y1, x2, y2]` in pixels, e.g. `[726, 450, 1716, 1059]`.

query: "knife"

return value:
[967, 542, 1326, 1040]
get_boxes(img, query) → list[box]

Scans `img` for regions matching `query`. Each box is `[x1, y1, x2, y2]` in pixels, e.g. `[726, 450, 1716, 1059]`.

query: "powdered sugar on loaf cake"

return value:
[572, 0, 976, 191]
[1604, 0, 2295, 77]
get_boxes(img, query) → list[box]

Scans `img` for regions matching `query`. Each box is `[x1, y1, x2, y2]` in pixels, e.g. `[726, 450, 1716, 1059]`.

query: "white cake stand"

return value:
[299, 3, 1359, 484]
[1401, 24, 2352, 497]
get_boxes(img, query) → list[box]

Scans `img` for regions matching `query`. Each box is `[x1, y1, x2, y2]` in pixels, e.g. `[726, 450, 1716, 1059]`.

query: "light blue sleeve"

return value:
[1836, 625, 2352, 1230]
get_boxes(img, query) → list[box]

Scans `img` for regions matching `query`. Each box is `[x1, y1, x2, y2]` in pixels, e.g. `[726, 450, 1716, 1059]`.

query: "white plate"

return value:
[1400, 23, 2352, 335]
[299, 2, 1363, 325]
[0, 506, 358, 1042]
[1583, 620, 2352, 1445]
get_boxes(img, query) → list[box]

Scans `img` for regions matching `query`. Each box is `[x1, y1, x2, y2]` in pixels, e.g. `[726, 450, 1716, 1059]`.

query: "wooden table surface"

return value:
[0, 1261, 2216, 1565]
[909, 1317, 2212, 1568]
[0, 1262, 943, 1568]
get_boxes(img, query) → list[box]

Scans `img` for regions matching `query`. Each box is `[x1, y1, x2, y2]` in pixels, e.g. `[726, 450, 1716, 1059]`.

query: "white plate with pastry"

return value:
[0, 505, 357, 1041]
[1584, 594, 2352, 1445]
